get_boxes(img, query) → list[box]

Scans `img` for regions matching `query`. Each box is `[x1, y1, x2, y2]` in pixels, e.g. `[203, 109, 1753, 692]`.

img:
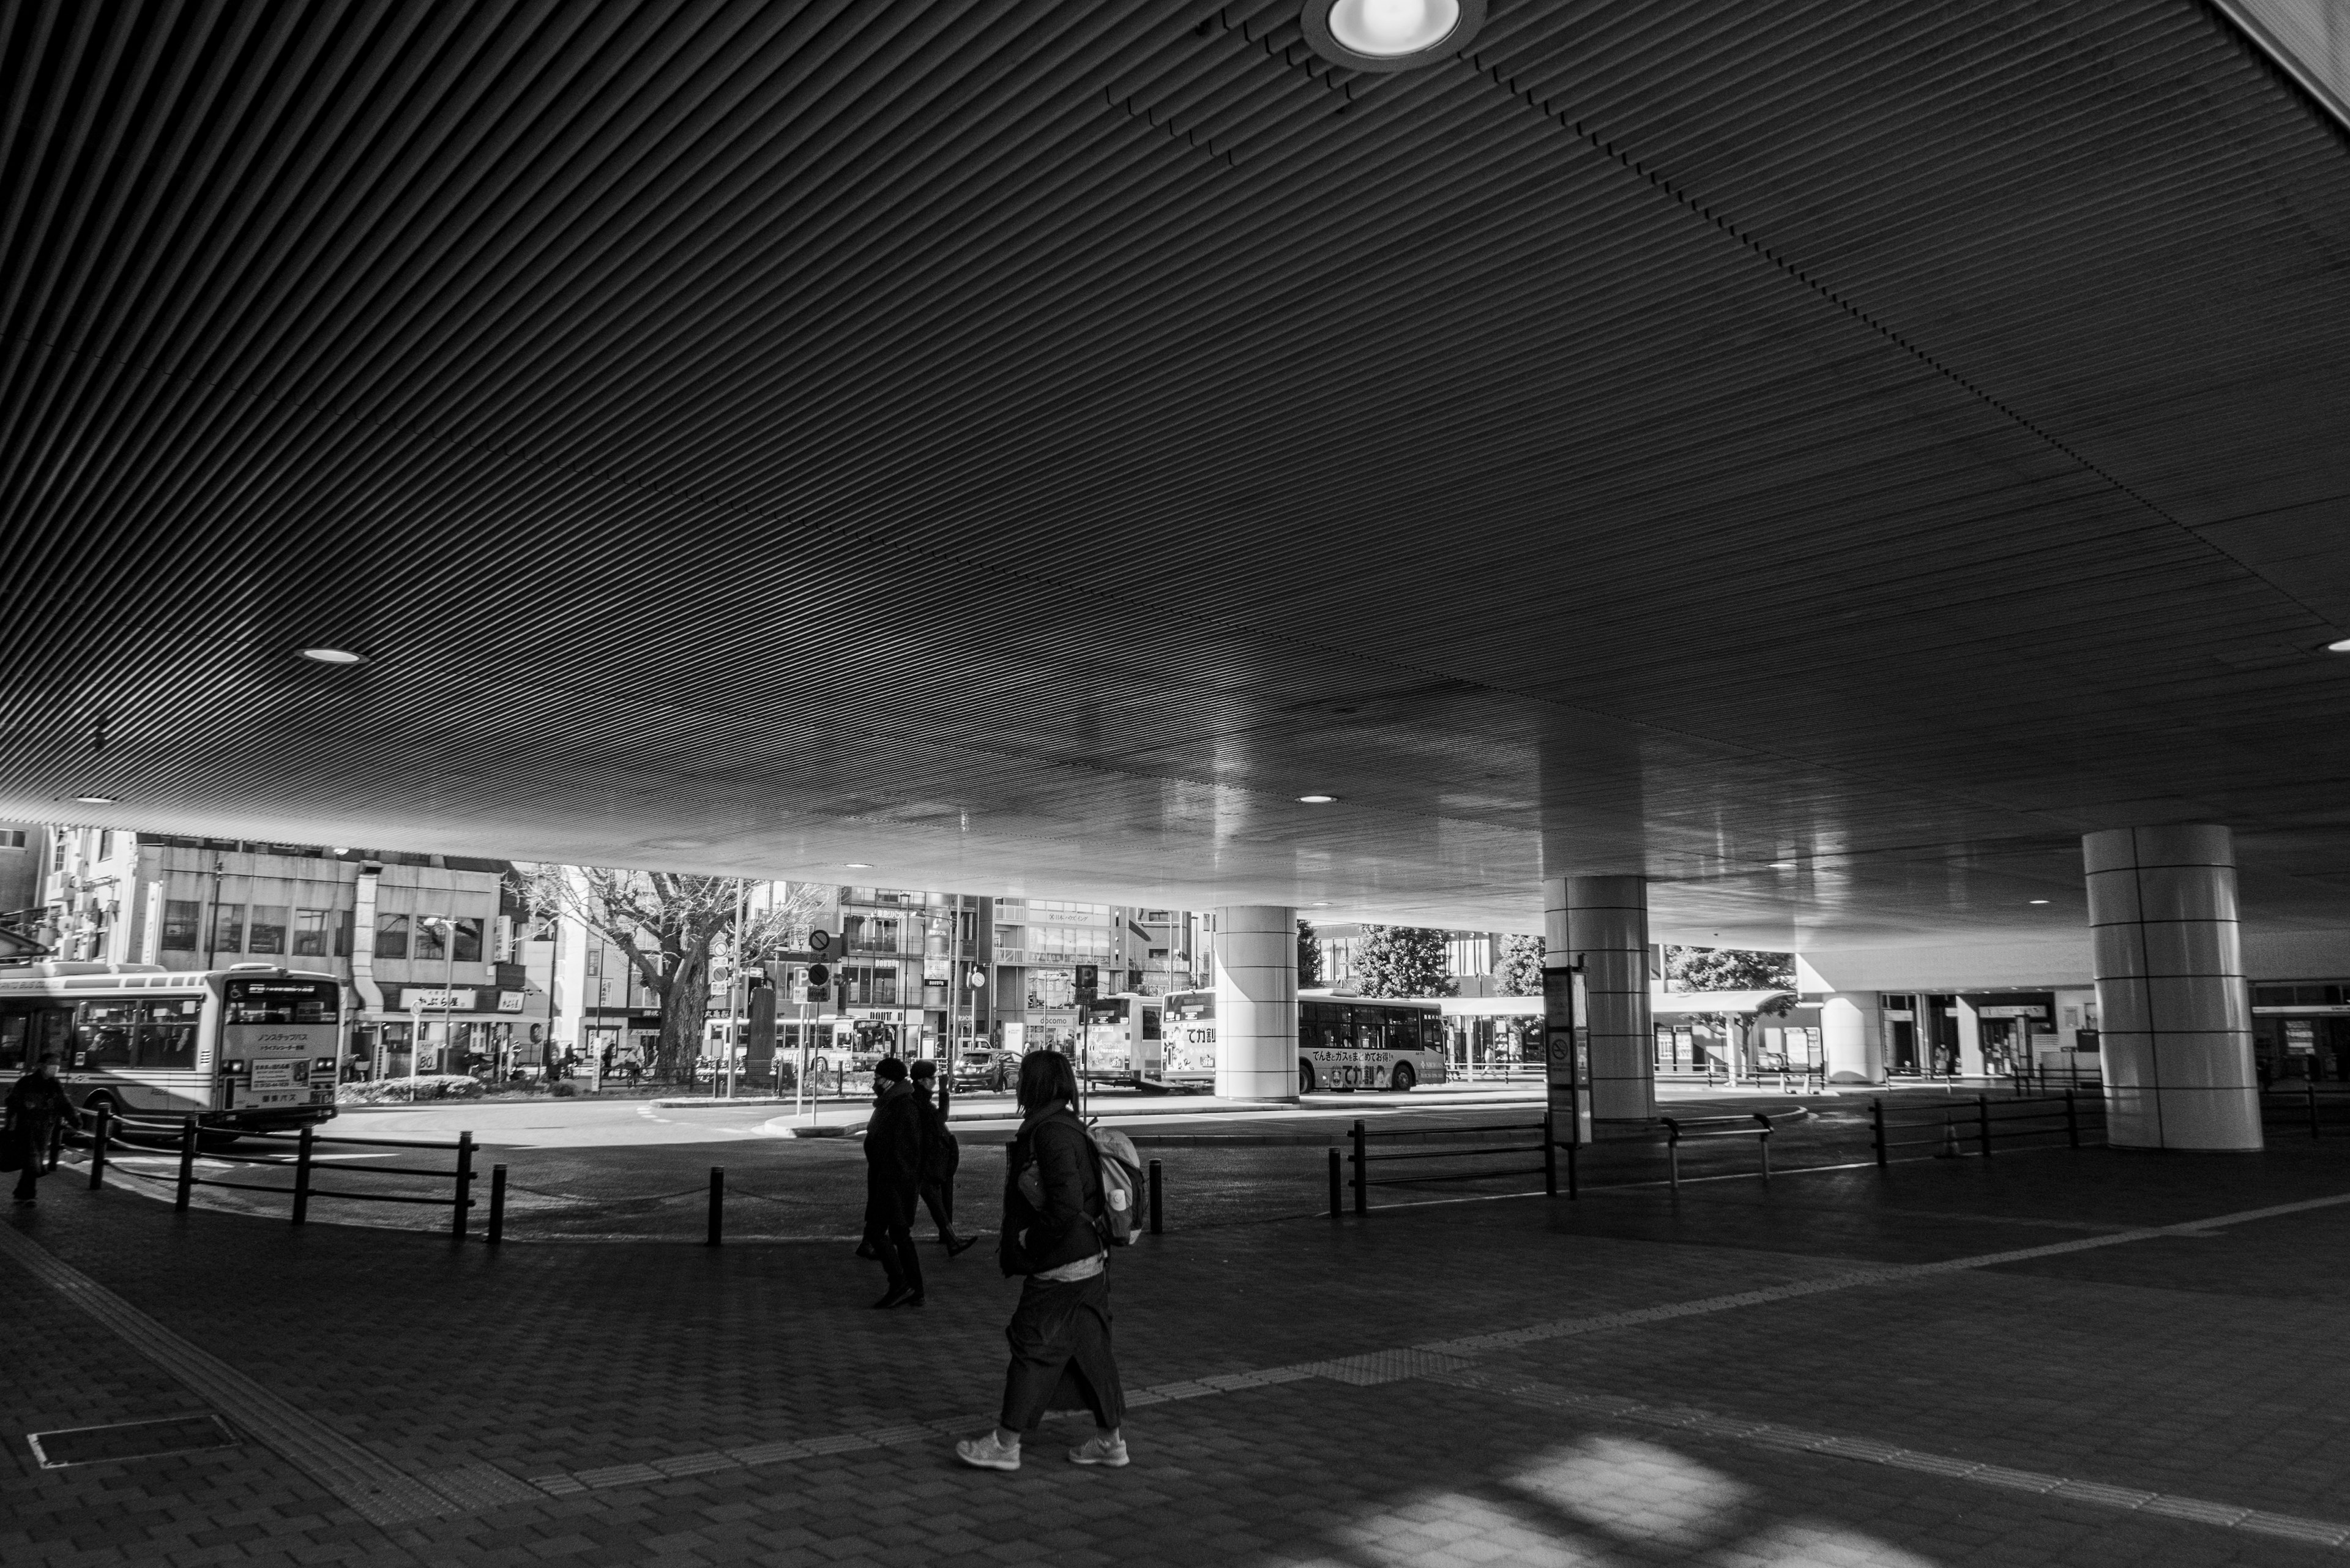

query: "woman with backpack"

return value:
[955, 1049, 1127, 1473]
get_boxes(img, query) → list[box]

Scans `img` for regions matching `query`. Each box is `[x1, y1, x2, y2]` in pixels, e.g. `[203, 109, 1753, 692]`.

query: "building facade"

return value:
[36, 829, 551, 1077]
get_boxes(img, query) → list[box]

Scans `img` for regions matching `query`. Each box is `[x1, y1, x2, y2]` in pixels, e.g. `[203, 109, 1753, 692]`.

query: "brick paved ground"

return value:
[6, 1132, 2349, 1567]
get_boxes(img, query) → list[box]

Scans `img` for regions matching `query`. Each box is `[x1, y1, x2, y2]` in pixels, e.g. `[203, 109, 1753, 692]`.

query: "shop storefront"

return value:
[2253, 982, 2350, 1085]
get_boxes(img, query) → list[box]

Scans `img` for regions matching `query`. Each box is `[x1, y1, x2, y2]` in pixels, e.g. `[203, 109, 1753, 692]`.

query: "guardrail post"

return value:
[1351, 1119, 1367, 1216]
[2064, 1088, 2080, 1148]
[88, 1103, 111, 1190]
[291, 1127, 314, 1225]
[174, 1116, 197, 1211]
[1147, 1159, 1163, 1234]
[1543, 1111, 1557, 1198]
[1977, 1093, 1993, 1157]
[1871, 1099, 1887, 1168]
[1664, 1118, 1680, 1192]
[452, 1132, 474, 1241]
[2310, 1078, 2322, 1140]
[1327, 1148, 1341, 1217]
[707, 1166, 725, 1245]
[488, 1163, 507, 1245]
[1754, 1113, 1772, 1184]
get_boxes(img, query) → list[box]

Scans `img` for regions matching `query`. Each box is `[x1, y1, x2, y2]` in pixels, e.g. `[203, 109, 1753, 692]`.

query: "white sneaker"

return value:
[955, 1433, 1021, 1471]
[1067, 1432, 1129, 1467]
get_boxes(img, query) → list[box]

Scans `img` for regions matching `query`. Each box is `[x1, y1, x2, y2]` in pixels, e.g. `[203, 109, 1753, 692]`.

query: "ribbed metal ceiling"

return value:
[4, 0, 2349, 947]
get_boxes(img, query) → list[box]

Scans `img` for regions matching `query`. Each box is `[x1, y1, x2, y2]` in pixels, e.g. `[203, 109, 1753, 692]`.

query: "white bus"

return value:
[0, 960, 343, 1133]
[1076, 994, 1165, 1086]
[1148, 991, 1449, 1092]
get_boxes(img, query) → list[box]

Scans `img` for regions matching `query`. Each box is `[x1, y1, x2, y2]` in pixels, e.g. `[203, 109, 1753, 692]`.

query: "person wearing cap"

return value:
[862, 1056, 927, 1307]
[4, 1053, 83, 1204]
[909, 1060, 977, 1256]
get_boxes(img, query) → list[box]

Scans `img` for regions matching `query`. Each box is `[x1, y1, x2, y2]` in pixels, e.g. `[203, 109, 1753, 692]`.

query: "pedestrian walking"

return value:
[955, 1050, 1127, 1473]
[910, 1061, 978, 1256]
[3, 1053, 84, 1205]
[863, 1056, 927, 1308]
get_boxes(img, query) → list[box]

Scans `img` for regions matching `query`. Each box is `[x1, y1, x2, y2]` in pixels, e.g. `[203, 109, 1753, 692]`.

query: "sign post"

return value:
[1543, 960, 1591, 1147]
[1074, 964, 1099, 1116]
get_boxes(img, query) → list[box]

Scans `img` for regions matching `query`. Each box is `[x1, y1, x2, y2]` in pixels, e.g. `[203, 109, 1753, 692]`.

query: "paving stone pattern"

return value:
[6, 1138, 2350, 1566]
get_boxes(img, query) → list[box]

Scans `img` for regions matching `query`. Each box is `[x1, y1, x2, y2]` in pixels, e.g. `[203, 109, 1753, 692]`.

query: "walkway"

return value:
[7, 1138, 2348, 1566]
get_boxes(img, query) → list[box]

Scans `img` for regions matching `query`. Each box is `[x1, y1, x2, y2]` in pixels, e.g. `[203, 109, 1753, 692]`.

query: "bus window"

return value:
[135, 999, 200, 1070]
[77, 1000, 136, 1067]
[0, 1005, 28, 1070]
[225, 980, 339, 1023]
[1142, 1007, 1161, 1041]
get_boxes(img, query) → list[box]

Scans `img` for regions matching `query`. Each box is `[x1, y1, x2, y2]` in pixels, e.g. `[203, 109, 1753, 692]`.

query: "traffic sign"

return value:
[808, 930, 832, 954]
[1074, 964, 1099, 1003]
[966, 967, 985, 990]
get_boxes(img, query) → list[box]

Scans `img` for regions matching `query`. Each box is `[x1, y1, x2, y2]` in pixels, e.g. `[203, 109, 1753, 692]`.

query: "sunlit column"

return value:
[2083, 825, 2260, 1151]
[1545, 876, 1655, 1122]
[1214, 905, 1298, 1101]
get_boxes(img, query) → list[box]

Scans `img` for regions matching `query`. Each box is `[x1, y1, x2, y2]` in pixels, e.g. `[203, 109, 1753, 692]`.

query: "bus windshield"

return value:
[1166, 993, 1214, 1022]
[224, 979, 339, 1025]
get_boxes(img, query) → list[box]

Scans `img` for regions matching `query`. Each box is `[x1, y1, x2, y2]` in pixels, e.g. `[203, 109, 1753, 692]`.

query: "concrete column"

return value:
[1545, 876, 1655, 1122]
[2083, 826, 2260, 1151]
[1819, 994, 1884, 1083]
[1214, 905, 1297, 1102]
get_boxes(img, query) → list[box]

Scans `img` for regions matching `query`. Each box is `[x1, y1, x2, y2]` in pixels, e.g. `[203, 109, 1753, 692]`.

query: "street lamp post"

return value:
[422, 914, 458, 1078]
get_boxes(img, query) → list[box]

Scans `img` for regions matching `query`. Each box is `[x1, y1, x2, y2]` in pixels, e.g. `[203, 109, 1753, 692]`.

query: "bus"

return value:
[1151, 990, 1449, 1093]
[1297, 993, 1445, 1092]
[1076, 994, 1164, 1086]
[0, 960, 343, 1133]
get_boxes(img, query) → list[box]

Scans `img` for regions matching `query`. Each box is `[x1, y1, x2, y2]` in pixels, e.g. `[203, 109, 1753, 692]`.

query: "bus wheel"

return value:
[1298, 1059, 1316, 1093]
[1390, 1064, 1416, 1092]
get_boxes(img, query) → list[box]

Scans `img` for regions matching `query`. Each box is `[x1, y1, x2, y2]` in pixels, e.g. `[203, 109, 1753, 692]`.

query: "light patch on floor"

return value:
[1510, 1436, 1755, 1550]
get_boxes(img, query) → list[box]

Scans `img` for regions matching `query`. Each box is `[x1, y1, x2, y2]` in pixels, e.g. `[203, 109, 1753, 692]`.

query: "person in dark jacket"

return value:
[862, 1057, 927, 1307]
[955, 1050, 1127, 1473]
[909, 1061, 977, 1256]
[5, 1054, 83, 1204]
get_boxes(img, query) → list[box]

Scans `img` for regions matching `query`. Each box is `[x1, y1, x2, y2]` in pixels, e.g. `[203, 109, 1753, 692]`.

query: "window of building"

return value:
[293, 908, 333, 957]
[247, 906, 289, 955]
[212, 903, 245, 954]
[375, 911, 409, 960]
[160, 900, 201, 951]
[415, 917, 449, 961]
[846, 964, 899, 1006]
[98, 829, 117, 860]
[452, 917, 483, 963]
[0, 829, 24, 848]
[1029, 968, 1075, 1009]
[335, 909, 354, 957]
[52, 837, 67, 871]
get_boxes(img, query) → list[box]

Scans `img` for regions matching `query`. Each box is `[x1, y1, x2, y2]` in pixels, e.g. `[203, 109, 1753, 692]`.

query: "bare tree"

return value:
[513, 867, 829, 1083]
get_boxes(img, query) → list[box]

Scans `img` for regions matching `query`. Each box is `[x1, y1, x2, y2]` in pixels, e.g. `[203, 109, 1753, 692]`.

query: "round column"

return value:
[2083, 826, 2260, 1151]
[1214, 905, 1297, 1102]
[1545, 876, 1655, 1122]
[1819, 994, 1883, 1084]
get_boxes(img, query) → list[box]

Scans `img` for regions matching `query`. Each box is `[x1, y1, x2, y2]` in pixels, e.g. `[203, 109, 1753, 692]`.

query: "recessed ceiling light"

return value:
[72, 794, 116, 805]
[1306, 0, 1485, 69]
[299, 647, 366, 665]
[1769, 861, 1797, 870]
[1298, 794, 1338, 804]
[650, 838, 705, 849]
[1311, 901, 1334, 907]
[1330, 0, 1458, 56]
[2327, 637, 2350, 652]
[2029, 898, 2050, 905]
[843, 862, 873, 868]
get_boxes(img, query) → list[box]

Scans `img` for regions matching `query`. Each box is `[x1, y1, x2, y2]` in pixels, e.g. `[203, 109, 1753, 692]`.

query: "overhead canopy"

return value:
[4, 2, 2350, 952]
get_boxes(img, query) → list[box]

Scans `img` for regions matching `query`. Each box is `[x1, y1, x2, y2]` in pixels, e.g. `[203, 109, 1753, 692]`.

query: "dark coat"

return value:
[998, 1102, 1104, 1277]
[912, 1082, 958, 1185]
[864, 1080, 925, 1189]
[2, 1072, 80, 1172]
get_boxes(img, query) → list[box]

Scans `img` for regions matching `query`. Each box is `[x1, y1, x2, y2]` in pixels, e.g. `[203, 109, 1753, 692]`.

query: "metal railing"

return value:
[94, 1108, 485, 1240]
[1660, 1113, 1774, 1190]
[1868, 1090, 2102, 1165]
[1332, 1114, 1580, 1215]
[2259, 1082, 2350, 1138]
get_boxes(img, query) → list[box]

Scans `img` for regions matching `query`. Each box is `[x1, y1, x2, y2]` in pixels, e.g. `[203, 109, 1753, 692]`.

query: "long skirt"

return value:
[998, 1268, 1124, 1434]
